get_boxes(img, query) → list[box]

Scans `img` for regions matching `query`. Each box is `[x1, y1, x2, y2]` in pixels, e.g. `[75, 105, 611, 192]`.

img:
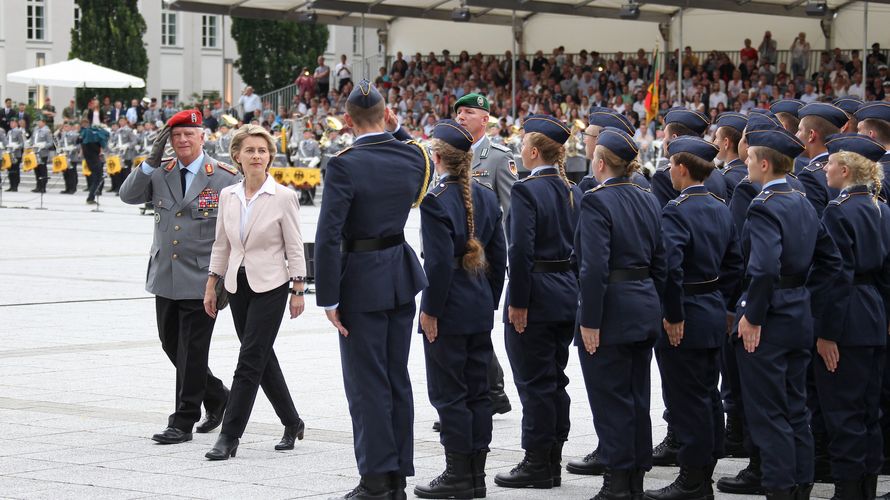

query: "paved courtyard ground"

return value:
[0, 183, 861, 498]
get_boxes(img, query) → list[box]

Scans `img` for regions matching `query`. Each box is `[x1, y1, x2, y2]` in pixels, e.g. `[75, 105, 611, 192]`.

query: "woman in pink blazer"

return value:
[203, 124, 306, 460]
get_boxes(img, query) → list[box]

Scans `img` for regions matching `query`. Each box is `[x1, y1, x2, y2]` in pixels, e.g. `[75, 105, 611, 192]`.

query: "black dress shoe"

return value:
[591, 468, 632, 500]
[390, 472, 408, 500]
[494, 448, 553, 489]
[5, 187, 16, 192]
[652, 428, 680, 467]
[196, 389, 229, 434]
[205, 434, 239, 460]
[643, 466, 710, 500]
[567, 447, 606, 476]
[151, 426, 192, 444]
[275, 418, 305, 450]
[414, 452, 475, 499]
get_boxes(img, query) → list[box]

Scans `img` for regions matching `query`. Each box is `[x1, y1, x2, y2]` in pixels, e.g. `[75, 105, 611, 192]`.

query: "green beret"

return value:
[454, 93, 490, 113]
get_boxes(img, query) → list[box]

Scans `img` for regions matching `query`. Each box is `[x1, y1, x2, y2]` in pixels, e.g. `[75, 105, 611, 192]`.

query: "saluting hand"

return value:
[738, 315, 760, 353]
[816, 338, 839, 372]
[663, 319, 684, 347]
[580, 326, 600, 355]
[420, 312, 438, 343]
[383, 107, 399, 133]
[326, 308, 349, 337]
[508, 306, 528, 334]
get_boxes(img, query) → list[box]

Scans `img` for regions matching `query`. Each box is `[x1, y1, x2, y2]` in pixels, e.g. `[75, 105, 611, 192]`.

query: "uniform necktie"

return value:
[180, 168, 188, 197]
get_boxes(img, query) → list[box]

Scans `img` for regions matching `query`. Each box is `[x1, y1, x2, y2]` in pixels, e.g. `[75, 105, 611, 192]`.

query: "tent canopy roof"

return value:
[6, 58, 146, 88]
[168, 0, 890, 27]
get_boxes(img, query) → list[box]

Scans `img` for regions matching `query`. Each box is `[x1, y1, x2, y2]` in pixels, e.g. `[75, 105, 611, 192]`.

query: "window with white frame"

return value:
[161, 10, 177, 47]
[27, 0, 46, 41]
[202, 15, 218, 48]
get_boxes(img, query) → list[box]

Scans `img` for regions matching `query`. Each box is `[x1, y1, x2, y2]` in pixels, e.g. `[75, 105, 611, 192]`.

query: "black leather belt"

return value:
[341, 232, 405, 253]
[532, 260, 573, 273]
[608, 267, 651, 283]
[742, 273, 807, 289]
[683, 279, 720, 295]
[854, 273, 876, 286]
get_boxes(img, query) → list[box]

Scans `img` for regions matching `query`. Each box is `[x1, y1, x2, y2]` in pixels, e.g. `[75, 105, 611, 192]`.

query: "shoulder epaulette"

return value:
[490, 142, 511, 153]
[163, 158, 176, 171]
[216, 161, 238, 175]
[804, 161, 825, 172]
[428, 181, 451, 198]
[335, 146, 352, 157]
[473, 179, 495, 191]
[709, 192, 726, 203]
[753, 191, 774, 203]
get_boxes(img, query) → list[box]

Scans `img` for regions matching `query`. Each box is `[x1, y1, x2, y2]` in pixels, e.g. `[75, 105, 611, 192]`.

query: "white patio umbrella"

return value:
[6, 58, 145, 88]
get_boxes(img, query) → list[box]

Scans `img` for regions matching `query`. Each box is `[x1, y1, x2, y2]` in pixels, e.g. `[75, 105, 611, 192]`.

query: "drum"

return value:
[106, 155, 122, 175]
[82, 160, 91, 177]
[22, 149, 37, 172]
[291, 167, 322, 189]
[52, 155, 68, 173]
[1, 153, 10, 170]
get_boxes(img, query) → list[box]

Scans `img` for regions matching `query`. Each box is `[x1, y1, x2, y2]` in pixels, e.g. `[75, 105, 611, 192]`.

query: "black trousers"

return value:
[579, 341, 654, 471]
[110, 161, 133, 192]
[155, 296, 228, 432]
[736, 342, 813, 490]
[339, 302, 415, 476]
[720, 332, 742, 416]
[814, 345, 884, 480]
[7, 159, 20, 190]
[424, 332, 493, 454]
[656, 346, 724, 467]
[34, 162, 48, 192]
[222, 273, 298, 438]
[63, 167, 78, 192]
[83, 143, 102, 201]
[505, 321, 574, 450]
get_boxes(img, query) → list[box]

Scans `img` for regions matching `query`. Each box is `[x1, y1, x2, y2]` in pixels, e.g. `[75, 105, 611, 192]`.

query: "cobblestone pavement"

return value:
[0, 188, 857, 498]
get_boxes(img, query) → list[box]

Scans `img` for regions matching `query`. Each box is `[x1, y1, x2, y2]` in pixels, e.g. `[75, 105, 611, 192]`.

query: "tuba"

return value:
[565, 119, 586, 158]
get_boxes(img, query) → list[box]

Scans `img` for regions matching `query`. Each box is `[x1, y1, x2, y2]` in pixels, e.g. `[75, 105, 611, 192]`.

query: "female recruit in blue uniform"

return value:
[495, 114, 582, 491]
[735, 127, 841, 499]
[414, 120, 507, 500]
[575, 127, 667, 500]
[815, 134, 890, 500]
[713, 112, 748, 205]
[645, 137, 745, 500]
[578, 107, 650, 193]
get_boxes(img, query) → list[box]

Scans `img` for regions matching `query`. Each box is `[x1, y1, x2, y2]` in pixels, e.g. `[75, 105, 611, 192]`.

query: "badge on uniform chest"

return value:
[472, 170, 490, 178]
[198, 188, 219, 209]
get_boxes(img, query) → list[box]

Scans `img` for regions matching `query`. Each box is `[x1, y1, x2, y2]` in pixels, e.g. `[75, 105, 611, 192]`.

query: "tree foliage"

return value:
[69, 0, 148, 108]
[230, 18, 329, 95]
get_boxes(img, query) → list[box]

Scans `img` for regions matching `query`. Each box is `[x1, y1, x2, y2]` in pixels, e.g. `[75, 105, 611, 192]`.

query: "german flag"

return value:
[644, 46, 660, 125]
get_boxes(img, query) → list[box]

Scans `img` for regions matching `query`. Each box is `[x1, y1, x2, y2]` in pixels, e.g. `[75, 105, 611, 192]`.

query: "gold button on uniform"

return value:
[172, 253, 178, 259]
[172, 240, 179, 245]
[174, 225, 181, 231]
[176, 212, 182, 217]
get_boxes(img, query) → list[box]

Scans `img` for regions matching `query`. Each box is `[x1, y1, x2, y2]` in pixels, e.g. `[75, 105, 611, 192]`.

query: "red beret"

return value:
[166, 109, 203, 128]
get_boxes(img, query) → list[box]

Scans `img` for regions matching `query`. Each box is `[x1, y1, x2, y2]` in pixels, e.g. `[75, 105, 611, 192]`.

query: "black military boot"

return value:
[471, 449, 488, 498]
[333, 474, 394, 500]
[551, 441, 564, 487]
[414, 452, 474, 499]
[796, 483, 814, 500]
[767, 487, 796, 500]
[813, 432, 832, 483]
[591, 468, 632, 500]
[652, 428, 680, 467]
[716, 452, 764, 495]
[630, 469, 646, 500]
[643, 466, 710, 500]
[723, 412, 748, 458]
[863, 474, 878, 500]
[831, 480, 862, 500]
[389, 472, 407, 500]
[493, 448, 552, 489]
[568, 447, 606, 476]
